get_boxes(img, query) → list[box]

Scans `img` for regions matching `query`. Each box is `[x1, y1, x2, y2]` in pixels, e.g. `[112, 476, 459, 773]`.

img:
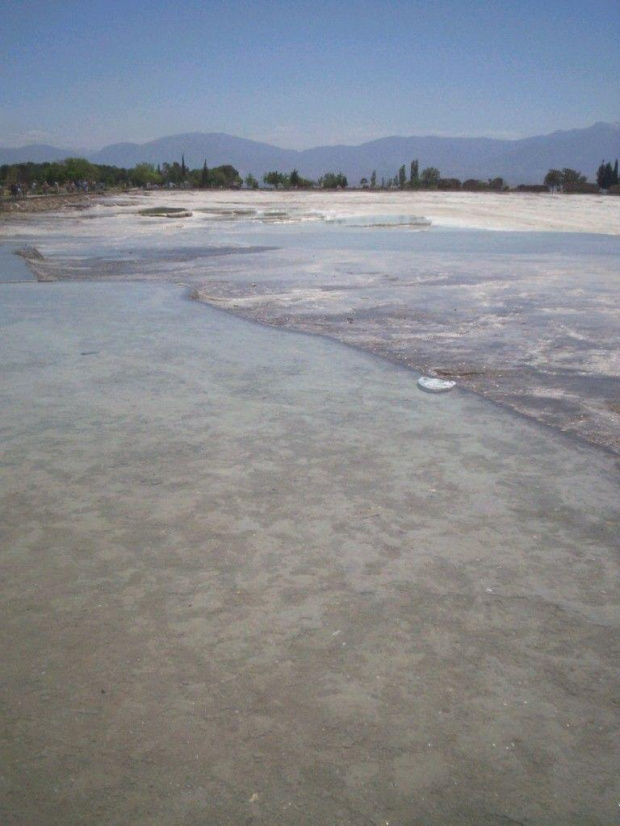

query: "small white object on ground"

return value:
[417, 376, 456, 393]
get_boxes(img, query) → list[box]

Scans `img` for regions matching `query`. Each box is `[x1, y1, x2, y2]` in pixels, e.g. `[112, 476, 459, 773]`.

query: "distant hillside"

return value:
[1, 123, 618, 185]
[0, 144, 90, 164]
[91, 133, 300, 175]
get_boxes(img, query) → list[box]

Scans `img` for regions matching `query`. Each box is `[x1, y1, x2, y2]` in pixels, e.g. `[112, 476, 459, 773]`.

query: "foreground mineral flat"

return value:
[1, 281, 618, 826]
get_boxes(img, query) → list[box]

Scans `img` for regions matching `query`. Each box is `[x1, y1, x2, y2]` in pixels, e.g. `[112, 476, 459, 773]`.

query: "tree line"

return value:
[359, 158, 619, 192]
[256, 160, 506, 191]
[357, 160, 508, 191]
[543, 162, 619, 192]
[2, 154, 619, 195]
[0, 156, 350, 193]
[260, 169, 347, 189]
[0, 155, 243, 193]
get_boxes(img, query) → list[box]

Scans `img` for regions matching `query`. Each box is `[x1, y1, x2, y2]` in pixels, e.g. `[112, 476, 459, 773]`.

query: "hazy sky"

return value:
[2, 0, 619, 149]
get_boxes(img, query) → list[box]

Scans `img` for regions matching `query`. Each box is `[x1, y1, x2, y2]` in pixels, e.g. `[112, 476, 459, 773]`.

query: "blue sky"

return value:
[2, 0, 619, 149]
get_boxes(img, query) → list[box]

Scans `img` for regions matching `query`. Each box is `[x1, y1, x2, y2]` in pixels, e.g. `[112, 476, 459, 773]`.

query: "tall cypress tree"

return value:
[613, 160, 619, 186]
[597, 161, 609, 189]
[181, 154, 186, 178]
[200, 159, 209, 188]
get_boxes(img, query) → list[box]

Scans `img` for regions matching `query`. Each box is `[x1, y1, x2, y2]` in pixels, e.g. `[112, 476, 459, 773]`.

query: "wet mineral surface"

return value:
[4, 190, 618, 453]
[1, 279, 618, 825]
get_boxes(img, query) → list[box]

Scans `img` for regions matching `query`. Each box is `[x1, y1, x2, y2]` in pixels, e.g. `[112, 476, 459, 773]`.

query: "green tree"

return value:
[162, 161, 183, 185]
[398, 164, 407, 188]
[321, 172, 347, 189]
[291, 171, 313, 189]
[131, 163, 162, 187]
[370, 170, 377, 188]
[409, 160, 419, 188]
[612, 160, 619, 186]
[63, 157, 99, 182]
[544, 169, 564, 191]
[210, 165, 242, 188]
[420, 167, 441, 189]
[437, 178, 462, 190]
[463, 179, 490, 191]
[98, 163, 128, 187]
[43, 161, 69, 185]
[200, 160, 210, 188]
[244, 173, 259, 189]
[263, 171, 286, 189]
[597, 161, 614, 189]
[562, 168, 586, 184]
[360, 177, 369, 188]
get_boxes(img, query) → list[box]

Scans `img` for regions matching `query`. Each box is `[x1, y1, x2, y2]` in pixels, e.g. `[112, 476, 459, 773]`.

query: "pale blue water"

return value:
[222, 223, 620, 257]
[0, 243, 37, 282]
[0, 278, 618, 824]
[2, 205, 618, 453]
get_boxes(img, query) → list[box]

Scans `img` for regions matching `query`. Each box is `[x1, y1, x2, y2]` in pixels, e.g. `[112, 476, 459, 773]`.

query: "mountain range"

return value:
[1, 122, 618, 185]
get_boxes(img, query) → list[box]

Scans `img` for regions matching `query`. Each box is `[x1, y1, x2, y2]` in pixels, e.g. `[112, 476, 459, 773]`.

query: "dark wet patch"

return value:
[138, 206, 193, 217]
[14, 246, 44, 261]
[29, 246, 279, 283]
[123, 245, 278, 262]
[513, 394, 585, 416]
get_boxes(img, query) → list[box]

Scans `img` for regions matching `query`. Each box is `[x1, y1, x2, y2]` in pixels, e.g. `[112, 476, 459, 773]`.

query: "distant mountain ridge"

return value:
[1, 123, 619, 185]
[0, 144, 92, 164]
